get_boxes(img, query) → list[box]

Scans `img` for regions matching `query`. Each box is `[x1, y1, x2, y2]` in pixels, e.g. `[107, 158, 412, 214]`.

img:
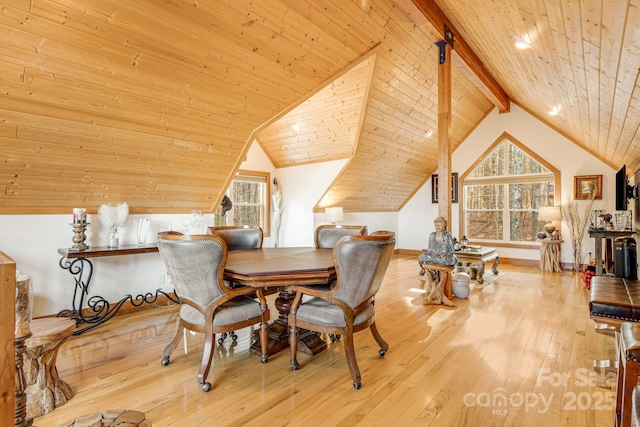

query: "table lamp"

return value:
[539, 206, 561, 237]
[325, 206, 344, 225]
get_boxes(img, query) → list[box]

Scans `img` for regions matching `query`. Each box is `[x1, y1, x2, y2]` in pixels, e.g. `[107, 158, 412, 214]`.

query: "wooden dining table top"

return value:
[224, 247, 336, 288]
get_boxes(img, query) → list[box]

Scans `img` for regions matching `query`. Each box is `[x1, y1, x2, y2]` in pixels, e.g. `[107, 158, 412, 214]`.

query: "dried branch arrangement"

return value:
[563, 196, 595, 271]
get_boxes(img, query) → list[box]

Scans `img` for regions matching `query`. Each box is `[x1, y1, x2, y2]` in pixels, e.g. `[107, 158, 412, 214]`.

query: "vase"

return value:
[452, 272, 471, 298]
[107, 226, 119, 248]
[135, 218, 150, 245]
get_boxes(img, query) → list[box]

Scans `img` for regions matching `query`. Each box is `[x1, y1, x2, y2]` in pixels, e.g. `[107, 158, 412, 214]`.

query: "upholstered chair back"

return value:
[332, 232, 395, 309]
[157, 234, 228, 309]
[314, 225, 368, 249]
[209, 225, 263, 251]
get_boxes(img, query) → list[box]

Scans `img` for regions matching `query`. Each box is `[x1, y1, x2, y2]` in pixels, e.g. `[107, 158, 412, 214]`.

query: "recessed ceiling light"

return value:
[291, 124, 301, 133]
[425, 129, 433, 138]
[514, 36, 531, 49]
[548, 106, 560, 116]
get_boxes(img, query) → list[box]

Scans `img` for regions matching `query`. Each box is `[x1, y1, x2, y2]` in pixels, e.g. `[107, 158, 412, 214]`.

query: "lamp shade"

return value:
[325, 206, 344, 223]
[538, 206, 561, 222]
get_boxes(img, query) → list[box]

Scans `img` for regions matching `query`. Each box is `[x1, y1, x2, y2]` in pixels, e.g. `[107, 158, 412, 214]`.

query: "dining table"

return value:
[224, 247, 336, 358]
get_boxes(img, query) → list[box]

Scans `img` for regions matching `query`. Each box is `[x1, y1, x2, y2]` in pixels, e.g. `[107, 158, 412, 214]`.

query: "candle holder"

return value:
[70, 222, 89, 251]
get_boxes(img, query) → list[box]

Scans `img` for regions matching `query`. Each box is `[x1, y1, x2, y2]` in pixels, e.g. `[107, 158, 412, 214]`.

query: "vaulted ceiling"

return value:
[1, 0, 638, 214]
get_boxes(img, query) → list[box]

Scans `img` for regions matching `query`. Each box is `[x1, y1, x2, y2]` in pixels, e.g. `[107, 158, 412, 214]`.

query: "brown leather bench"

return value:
[590, 276, 640, 329]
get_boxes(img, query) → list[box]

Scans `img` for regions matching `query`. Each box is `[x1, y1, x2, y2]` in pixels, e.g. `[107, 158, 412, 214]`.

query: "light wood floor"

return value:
[35, 255, 615, 426]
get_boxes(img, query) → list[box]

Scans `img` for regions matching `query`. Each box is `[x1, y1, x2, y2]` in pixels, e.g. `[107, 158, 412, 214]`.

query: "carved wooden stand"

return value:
[24, 318, 75, 419]
[15, 275, 32, 427]
[421, 263, 456, 307]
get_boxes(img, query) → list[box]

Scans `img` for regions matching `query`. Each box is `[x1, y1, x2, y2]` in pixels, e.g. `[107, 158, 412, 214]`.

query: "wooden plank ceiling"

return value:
[431, 0, 640, 173]
[1, 0, 637, 214]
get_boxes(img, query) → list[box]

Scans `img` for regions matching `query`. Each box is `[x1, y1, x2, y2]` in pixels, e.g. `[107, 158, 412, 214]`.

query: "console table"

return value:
[588, 229, 634, 276]
[57, 244, 179, 335]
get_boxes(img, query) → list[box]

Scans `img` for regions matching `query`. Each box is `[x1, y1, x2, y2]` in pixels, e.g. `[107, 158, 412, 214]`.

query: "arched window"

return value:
[461, 133, 560, 245]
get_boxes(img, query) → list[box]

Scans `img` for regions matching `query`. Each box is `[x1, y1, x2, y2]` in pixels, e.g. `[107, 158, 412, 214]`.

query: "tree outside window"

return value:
[462, 134, 559, 244]
[220, 170, 270, 236]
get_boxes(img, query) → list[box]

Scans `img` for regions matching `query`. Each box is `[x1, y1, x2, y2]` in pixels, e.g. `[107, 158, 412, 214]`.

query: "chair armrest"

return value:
[287, 284, 335, 298]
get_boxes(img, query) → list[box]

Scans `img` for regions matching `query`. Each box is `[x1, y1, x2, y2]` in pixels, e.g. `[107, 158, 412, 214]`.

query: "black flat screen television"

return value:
[616, 165, 638, 211]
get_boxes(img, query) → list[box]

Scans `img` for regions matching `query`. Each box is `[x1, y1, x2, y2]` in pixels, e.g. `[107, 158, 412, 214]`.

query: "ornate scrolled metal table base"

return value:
[57, 245, 179, 335]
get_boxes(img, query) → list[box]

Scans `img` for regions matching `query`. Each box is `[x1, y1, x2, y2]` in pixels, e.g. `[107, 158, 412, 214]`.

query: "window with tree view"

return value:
[224, 171, 270, 235]
[463, 136, 558, 244]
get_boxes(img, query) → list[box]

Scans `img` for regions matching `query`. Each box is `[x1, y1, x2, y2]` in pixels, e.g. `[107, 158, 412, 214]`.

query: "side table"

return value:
[539, 239, 563, 272]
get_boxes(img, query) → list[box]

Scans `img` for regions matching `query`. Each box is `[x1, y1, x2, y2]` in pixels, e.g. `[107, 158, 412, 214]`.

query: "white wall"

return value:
[399, 104, 616, 265]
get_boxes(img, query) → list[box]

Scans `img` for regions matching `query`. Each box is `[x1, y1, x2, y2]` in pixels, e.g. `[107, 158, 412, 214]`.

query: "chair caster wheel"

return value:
[379, 349, 386, 356]
[217, 337, 225, 345]
[291, 362, 299, 370]
[231, 332, 238, 341]
[261, 356, 268, 364]
[353, 382, 361, 390]
[161, 356, 170, 366]
[201, 382, 211, 392]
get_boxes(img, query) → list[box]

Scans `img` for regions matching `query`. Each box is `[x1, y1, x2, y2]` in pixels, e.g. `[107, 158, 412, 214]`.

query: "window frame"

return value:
[225, 169, 271, 237]
[459, 133, 560, 248]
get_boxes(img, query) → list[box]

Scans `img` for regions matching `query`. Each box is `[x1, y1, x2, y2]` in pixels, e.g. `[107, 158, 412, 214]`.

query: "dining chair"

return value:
[314, 224, 368, 249]
[157, 233, 269, 392]
[208, 225, 263, 251]
[208, 225, 265, 343]
[288, 231, 395, 389]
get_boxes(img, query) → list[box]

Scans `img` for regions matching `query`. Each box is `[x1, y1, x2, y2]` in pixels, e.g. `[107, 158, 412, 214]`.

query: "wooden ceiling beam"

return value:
[408, 0, 510, 113]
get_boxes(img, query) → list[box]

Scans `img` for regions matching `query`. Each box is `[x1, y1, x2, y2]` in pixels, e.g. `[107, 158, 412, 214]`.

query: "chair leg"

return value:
[162, 325, 185, 366]
[343, 332, 362, 389]
[197, 330, 216, 392]
[369, 321, 389, 356]
[290, 324, 299, 370]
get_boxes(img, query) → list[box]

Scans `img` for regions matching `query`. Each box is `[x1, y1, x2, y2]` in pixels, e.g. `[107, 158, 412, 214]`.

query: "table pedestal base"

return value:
[249, 320, 326, 358]
[249, 287, 327, 359]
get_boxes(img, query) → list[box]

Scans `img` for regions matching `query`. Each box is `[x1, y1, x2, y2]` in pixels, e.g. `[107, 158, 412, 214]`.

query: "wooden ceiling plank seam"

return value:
[3, 82, 255, 145]
[556, 0, 587, 144]
[611, 69, 640, 166]
[0, 141, 238, 173]
[579, 0, 603, 152]
[598, 0, 627, 159]
[226, 0, 369, 64]
[602, 0, 640, 162]
[1, 108, 239, 149]
[3, 97, 251, 157]
[0, 38, 310, 127]
[3, 7, 326, 111]
[43, 0, 346, 79]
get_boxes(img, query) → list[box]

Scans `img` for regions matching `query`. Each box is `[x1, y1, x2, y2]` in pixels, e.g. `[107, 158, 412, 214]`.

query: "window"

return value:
[218, 170, 271, 235]
[462, 134, 559, 244]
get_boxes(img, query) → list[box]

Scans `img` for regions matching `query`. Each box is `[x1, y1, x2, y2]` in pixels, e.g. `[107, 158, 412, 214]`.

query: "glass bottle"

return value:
[460, 235, 468, 250]
[107, 226, 119, 248]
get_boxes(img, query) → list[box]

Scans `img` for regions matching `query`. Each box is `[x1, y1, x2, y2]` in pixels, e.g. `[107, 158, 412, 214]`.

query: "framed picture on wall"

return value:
[431, 173, 459, 203]
[574, 175, 602, 200]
